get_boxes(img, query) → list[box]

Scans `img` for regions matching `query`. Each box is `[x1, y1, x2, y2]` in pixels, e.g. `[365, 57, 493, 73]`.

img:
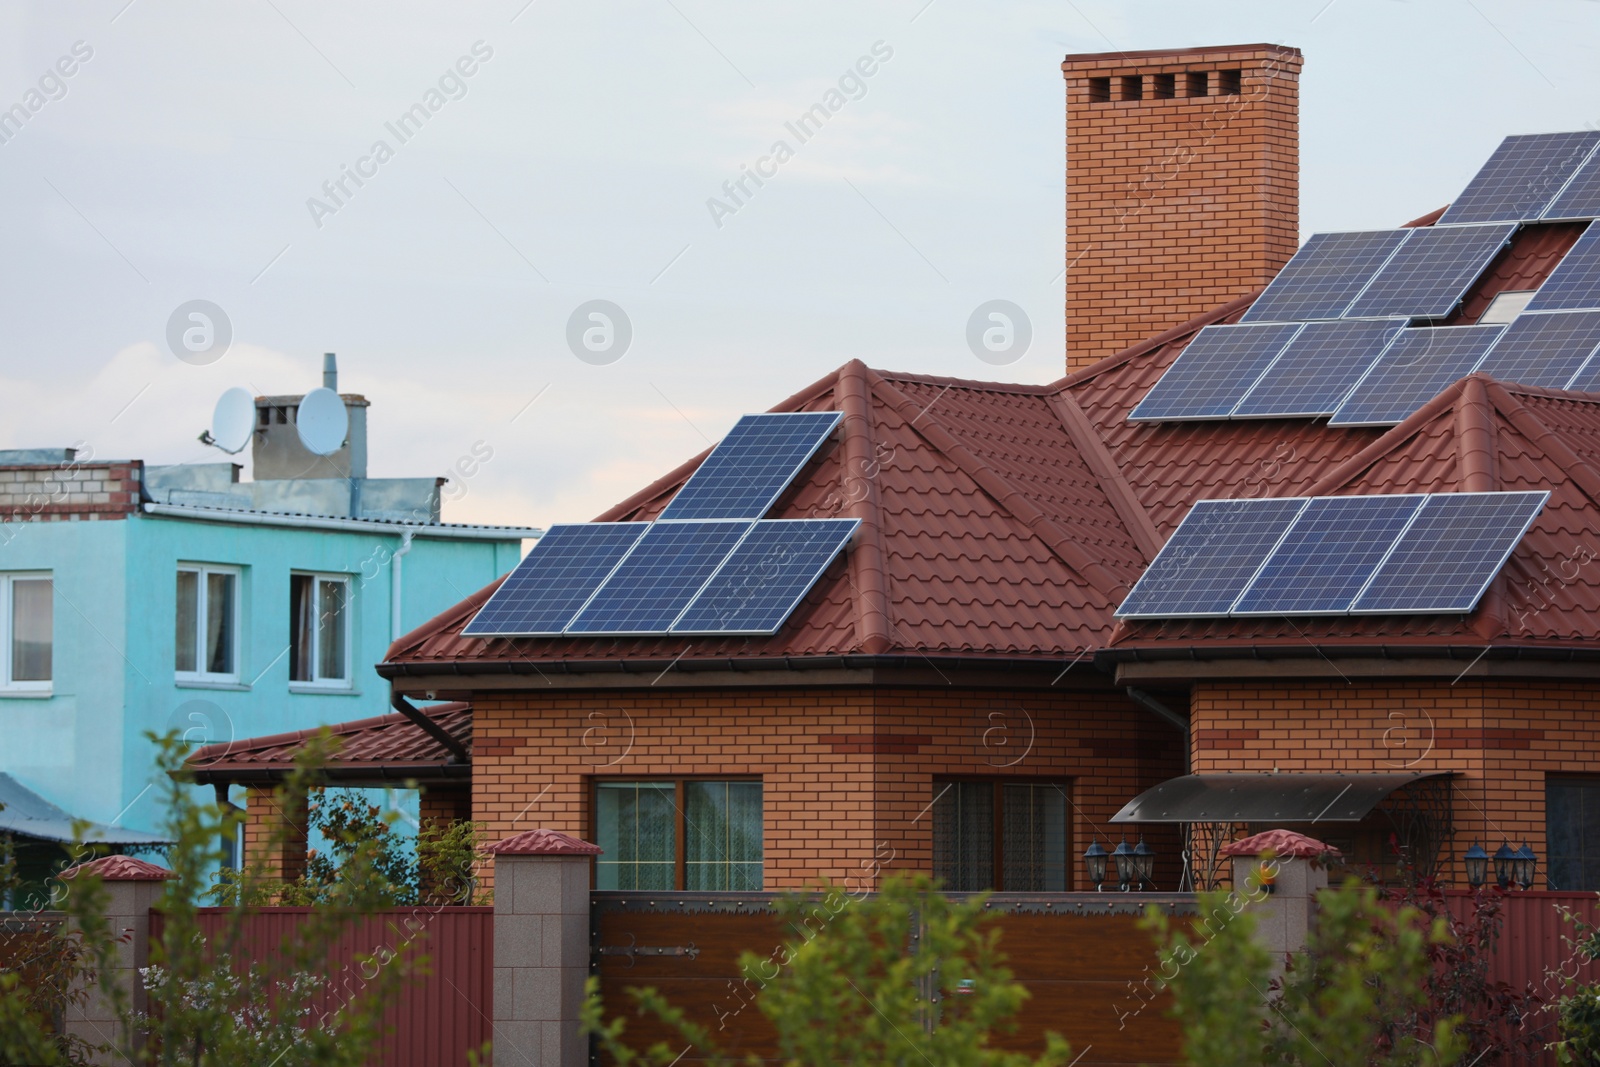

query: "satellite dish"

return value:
[209, 388, 255, 455]
[295, 387, 348, 456]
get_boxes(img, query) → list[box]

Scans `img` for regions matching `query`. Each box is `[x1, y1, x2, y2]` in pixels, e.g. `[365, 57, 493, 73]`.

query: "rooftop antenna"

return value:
[198, 387, 255, 454]
[296, 386, 348, 456]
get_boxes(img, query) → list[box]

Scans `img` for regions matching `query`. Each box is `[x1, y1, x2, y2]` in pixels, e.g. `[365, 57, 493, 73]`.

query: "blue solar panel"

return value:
[1344, 224, 1516, 319]
[1525, 224, 1600, 312]
[657, 412, 841, 521]
[566, 520, 753, 634]
[1475, 311, 1600, 388]
[673, 519, 858, 634]
[1439, 132, 1600, 225]
[1239, 230, 1410, 323]
[1350, 492, 1549, 613]
[1542, 139, 1600, 220]
[462, 522, 650, 636]
[1232, 319, 1408, 418]
[1231, 495, 1426, 615]
[1129, 323, 1302, 422]
[1329, 326, 1506, 426]
[1115, 498, 1307, 618]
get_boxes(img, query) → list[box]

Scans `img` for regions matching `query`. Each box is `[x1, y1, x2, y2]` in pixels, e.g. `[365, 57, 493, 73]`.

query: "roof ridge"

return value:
[1044, 389, 1162, 561]
[838, 360, 895, 655]
[1486, 380, 1600, 506]
[1455, 376, 1498, 492]
[863, 366, 1127, 601]
[870, 369, 1051, 395]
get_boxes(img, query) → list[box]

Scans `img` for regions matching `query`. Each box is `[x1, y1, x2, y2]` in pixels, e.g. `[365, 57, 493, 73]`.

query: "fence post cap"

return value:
[1220, 829, 1341, 859]
[59, 855, 175, 881]
[485, 829, 602, 856]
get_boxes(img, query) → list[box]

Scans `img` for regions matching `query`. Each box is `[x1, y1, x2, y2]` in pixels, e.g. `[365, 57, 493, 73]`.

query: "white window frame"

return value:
[174, 564, 242, 686]
[0, 572, 53, 696]
[289, 571, 353, 690]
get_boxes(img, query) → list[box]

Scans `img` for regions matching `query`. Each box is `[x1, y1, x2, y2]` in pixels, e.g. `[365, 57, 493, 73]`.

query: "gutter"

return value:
[391, 691, 470, 763]
[1125, 687, 1190, 771]
[188, 763, 473, 786]
[377, 652, 1117, 680]
[141, 502, 541, 542]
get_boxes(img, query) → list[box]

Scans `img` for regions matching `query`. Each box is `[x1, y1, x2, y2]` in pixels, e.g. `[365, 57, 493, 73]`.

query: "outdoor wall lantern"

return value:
[1493, 843, 1539, 889]
[1111, 836, 1156, 891]
[1464, 843, 1488, 888]
[1083, 840, 1108, 891]
[1131, 837, 1156, 890]
[1112, 837, 1134, 890]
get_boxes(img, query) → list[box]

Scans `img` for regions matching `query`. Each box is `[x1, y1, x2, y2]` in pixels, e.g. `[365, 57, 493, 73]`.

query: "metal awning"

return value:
[1110, 772, 1453, 824]
[0, 773, 171, 847]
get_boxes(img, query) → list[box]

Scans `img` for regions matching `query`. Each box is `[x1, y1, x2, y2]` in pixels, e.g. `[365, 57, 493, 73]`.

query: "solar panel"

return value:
[1542, 138, 1600, 220]
[1350, 491, 1549, 613]
[1230, 495, 1426, 615]
[1344, 224, 1516, 320]
[1115, 498, 1308, 618]
[1439, 132, 1600, 225]
[657, 412, 841, 521]
[1329, 325, 1506, 426]
[566, 520, 753, 634]
[1238, 230, 1411, 323]
[1128, 323, 1302, 422]
[1232, 319, 1408, 418]
[673, 519, 858, 634]
[462, 522, 650, 636]
[1474, 310, 1600, 388]
[1524, 224, 1600, 312]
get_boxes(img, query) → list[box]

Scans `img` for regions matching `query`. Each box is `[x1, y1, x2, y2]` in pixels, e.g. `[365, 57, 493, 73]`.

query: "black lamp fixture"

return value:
[1464, 843, 1489, 888]
[1512, 844, 1538, 889]
[1131, 837, 1156, 890]
[1083, 840, 1108, 891]
[1493, 843, 1516, 888]
[1112, 837, 1135, 891]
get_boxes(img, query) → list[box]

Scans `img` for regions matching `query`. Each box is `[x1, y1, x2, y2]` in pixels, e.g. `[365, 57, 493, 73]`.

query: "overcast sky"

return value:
[2, 0, 1598, 530]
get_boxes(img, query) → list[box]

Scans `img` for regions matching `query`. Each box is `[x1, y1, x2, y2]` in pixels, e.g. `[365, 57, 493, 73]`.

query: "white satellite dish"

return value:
[209, 388, 256, 455]
[295, 387, 348, 456]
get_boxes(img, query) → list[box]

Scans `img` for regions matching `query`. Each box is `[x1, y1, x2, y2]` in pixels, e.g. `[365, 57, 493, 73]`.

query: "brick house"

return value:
[196, 43, 1600, 897]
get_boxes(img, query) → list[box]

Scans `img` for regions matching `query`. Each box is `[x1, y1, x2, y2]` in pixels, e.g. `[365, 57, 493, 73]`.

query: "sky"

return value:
[2, 0, 1599, 529]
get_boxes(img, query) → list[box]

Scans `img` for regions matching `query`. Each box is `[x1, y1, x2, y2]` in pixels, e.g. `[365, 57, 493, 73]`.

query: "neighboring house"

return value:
[202, 44, 1600, 897]
[0, 357, 538, 883]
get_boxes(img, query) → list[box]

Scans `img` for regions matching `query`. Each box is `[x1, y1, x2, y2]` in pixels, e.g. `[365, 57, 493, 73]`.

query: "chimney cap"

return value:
[1062, 42, 1301, 67]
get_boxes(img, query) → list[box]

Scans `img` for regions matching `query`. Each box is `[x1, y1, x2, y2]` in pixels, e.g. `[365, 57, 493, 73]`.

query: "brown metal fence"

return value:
[149, 906, 494, 1067]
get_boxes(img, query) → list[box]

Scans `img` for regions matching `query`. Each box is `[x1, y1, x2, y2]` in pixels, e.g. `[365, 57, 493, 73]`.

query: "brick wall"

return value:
[1190, 679, 1600, 886]
[1062, 44, 1302, 371]
[242, 785, 307, 882]
[0, 460, 142, 523]
[470, 685, 1183, 893]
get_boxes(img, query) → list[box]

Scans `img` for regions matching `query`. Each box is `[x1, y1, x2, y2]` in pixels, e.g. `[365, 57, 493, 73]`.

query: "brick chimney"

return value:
[1062, 44, 1303, 371]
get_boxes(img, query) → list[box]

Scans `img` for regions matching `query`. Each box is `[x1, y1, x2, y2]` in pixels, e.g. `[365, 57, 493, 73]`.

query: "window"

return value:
[290, 573, 350, 687]
[175, 565, 238, 683]
[1548, 777, 1600, 889]
[594, 779, 762, 890]
[0, 574, 51, 693]
[933, 780, 1068, 891]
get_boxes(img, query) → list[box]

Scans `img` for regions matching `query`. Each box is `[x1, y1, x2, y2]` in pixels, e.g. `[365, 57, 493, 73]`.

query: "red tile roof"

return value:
[185, 703, 470, 783]
[381, 210, 1600, 677]
[60, 855, 173, 881]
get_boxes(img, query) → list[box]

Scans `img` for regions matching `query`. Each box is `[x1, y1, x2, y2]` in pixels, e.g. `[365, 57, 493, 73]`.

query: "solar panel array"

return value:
[1438, 132, 1600, 225]
[1135, 132, 1600, 425]
[1116, 491, 1548, 619]
[465, 412, 859, 637]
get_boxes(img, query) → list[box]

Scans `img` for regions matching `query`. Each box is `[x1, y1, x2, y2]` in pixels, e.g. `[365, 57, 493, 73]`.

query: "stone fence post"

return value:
[60, 854, 173, 1065]
[487, 829, 601, 1067]
[1221, 829, 1339, 980]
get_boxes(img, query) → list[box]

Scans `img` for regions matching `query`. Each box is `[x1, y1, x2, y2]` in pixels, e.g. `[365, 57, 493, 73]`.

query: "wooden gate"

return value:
[590, 891, 1197, 1066]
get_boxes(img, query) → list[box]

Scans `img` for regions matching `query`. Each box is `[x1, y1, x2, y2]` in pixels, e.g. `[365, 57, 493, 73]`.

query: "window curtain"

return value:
[685, 781, 762, 890]
[10, 579, 51, 682]
[1002, 784, 1067, 891]
[318, 579, 347, 681]
[933, 782, 994, 891]
[594, 782, 675, 890]
[290, 574, 313, 681]
[174, 571, 198, 673]
[205, 572, 234, 675]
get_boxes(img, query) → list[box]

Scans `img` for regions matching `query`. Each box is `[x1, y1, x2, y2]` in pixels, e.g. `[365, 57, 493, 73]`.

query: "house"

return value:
[0, 356, 538, 894]
[202, 43, 1600, 897]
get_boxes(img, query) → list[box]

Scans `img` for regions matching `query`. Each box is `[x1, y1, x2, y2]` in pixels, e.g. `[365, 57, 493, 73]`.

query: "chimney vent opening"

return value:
[1119, 74, 1143, 101]
[1153, 72, 1176, 99]
[1088, 76, 1110, 103]
[1185, 70, 1208, 97]
[1218, 69, 1242, 95]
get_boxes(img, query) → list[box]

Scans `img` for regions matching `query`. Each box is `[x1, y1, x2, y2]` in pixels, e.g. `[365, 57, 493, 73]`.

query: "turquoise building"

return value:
[0, 359, 537, 885]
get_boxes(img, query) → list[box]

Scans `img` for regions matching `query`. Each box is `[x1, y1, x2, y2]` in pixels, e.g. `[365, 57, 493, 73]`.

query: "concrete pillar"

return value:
[487, 828, 600, 1067]
[60, 855, 173, 1065]
[1221, 829, 1339, 980]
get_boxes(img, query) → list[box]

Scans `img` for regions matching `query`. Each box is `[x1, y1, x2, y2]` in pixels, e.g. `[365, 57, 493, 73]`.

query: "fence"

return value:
[148, 906, 495, 1067]
[590, 891, 1199, 1067]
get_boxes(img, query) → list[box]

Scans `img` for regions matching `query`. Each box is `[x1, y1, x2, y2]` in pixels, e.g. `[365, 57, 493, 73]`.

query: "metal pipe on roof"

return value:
[140, 502, 541, 540]
[1125, 687, 1190, 771]
[323, 352, 338, 391]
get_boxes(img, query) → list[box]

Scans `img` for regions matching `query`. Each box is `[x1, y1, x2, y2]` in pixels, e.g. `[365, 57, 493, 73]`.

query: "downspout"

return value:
[391, 530, 414, 642]
[213, 782, 243, 868]
[391, 691, 469, 764]
[1125, 687, 1190, 771]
